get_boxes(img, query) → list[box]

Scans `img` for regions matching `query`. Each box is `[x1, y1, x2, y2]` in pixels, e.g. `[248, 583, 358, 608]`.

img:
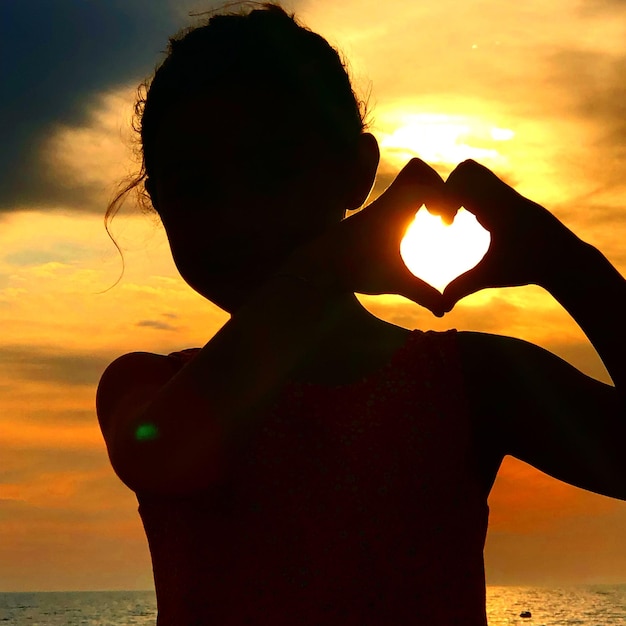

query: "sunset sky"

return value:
[1, 0, 626, 592]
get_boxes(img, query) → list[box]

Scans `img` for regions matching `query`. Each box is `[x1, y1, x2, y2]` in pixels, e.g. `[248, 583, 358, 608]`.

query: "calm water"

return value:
[0, 591, 156, 625]
[0, 586, 625, 625]
[486, 585, 626, 625]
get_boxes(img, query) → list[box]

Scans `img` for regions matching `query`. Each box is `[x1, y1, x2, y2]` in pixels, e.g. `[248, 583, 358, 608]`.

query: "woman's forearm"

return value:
[540, 236, 626, 391]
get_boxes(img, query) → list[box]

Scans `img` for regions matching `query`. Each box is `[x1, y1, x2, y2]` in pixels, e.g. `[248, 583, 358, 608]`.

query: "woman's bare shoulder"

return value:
[455, 329, 594, 382]
[98, 351, 177, 396]
[455, 329, 576, 377]
[96, 351, 179, 444]
[455, 329, 583, 407]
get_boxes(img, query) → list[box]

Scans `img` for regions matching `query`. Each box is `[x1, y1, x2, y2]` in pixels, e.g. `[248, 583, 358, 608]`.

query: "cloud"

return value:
[579, 0, 626, 14]
[0, 345, 112, 386]
[0, 0, 310, 217]
[0, 209, 229, 359]
[36, 87, 144, 215]
[532, 47, 626, 254]
[0, 1, 183, 213]
[546, 47, 626, 155]
[0, 446, 106, 487]
[136, 319, 179, 331]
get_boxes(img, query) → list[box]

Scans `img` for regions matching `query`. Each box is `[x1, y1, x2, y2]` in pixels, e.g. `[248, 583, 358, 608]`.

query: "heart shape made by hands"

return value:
[400, 205, 491, 293]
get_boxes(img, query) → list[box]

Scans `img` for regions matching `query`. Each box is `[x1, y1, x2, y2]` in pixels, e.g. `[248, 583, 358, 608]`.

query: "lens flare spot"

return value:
[135, 423, 159, 441]
[400, 205, 491, 293]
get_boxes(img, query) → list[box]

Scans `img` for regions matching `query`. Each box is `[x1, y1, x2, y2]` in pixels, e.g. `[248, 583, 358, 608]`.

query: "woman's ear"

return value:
[345, 132, 380, 211]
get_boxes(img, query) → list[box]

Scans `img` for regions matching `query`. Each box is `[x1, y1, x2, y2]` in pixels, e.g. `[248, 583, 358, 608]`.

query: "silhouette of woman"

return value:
[96, 4, 626, 625]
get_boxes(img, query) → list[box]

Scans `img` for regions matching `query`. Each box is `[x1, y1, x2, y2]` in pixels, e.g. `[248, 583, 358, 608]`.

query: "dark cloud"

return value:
[0, 0, 313, 216]
[550, 48, 626, 131]
[26, 408, 99, 424]
[579, 0, 626, 14]
[545, 47, 626, 189]
[0, 1, 202, 214]
[136, 319, 179, 331]
[0, 345, 114, 386]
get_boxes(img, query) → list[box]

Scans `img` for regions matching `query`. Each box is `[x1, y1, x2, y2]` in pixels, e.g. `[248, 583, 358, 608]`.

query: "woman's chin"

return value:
[182, 265, 275, 313]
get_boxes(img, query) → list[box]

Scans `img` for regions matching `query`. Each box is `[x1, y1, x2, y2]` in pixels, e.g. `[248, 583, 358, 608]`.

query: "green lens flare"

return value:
[135, 423, 159, 441]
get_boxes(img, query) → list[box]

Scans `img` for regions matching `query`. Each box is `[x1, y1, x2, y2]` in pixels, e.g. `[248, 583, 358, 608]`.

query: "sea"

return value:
[0, 585, 625, 625]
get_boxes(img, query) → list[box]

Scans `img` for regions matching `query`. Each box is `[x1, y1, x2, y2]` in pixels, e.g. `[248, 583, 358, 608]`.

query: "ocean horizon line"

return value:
[3, 582, 626, 594]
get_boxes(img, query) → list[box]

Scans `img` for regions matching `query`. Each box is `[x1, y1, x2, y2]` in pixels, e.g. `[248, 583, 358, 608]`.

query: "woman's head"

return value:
[107, 3, 379, 309]
[142, 3, 366, 181]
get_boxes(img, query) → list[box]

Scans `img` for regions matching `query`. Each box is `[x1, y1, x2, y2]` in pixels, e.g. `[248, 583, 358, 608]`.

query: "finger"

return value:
[380, 158, 446, 218]
[441, 265, 491, 311]
[425, 202, 458, 226]
[396, 269, 446, 317]
[445, 159, 514, 225]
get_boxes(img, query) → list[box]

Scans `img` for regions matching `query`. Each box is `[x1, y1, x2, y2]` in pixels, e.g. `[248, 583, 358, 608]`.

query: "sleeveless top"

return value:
[137, 329, 489, 625]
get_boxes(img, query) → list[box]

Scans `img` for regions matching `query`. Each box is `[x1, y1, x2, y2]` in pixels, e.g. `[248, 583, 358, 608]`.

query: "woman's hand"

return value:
[441, 159, 584, 312]
[284, 158, 448, 317]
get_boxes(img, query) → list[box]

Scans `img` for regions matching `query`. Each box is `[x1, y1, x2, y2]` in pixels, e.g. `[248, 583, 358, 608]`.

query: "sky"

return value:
[1, 0, 626, 592]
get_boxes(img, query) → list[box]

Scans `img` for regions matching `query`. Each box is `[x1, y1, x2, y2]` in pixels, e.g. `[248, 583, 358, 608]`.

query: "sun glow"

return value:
[378, 112, 514, 168]
[400, 205, 491, 292]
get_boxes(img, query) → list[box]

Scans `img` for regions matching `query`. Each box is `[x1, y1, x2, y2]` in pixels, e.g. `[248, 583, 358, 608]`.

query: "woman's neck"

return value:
[290, 292, 411, 385]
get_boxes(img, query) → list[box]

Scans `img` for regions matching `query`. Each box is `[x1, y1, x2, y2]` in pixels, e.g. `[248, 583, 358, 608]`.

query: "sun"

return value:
[378, 112, 514, 169]
[400, 206, 491, 293]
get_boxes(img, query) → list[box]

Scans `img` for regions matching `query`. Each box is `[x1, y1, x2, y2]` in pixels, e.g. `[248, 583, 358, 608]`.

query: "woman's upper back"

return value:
[134, 329, 490, 625]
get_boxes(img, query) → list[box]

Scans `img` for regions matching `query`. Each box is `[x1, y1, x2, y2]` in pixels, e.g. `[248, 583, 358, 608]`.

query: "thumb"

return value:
[442, 266, 489, 311]
[394, 269, 446, 317]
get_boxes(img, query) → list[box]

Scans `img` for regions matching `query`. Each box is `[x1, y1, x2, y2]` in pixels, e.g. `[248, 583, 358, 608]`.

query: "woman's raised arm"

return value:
[445, 160, 626, 499]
